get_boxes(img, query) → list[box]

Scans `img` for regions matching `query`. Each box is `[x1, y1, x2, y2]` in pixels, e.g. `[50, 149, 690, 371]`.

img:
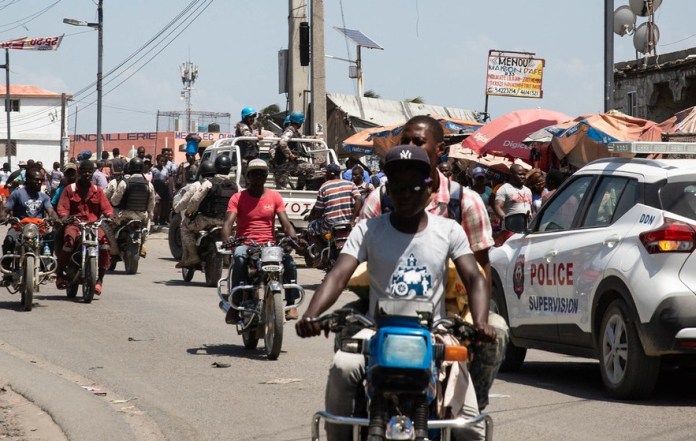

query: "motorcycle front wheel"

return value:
[21, 255, 35, 311]
[263, 288, 284, 360]
[82, 255, 97, 303]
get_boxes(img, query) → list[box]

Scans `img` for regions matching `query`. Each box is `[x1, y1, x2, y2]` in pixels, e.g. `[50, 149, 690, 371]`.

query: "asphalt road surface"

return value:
[0, 229, 695, 441]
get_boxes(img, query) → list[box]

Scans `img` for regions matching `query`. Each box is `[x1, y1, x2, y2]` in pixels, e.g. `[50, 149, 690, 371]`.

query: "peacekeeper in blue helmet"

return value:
[236, 107, 264, 165]
[272, 111, 318, 190]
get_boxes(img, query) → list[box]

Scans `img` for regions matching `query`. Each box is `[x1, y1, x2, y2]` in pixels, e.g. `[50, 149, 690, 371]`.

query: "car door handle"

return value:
[544, 250, 558, 262]
[603, 235, 621, 248]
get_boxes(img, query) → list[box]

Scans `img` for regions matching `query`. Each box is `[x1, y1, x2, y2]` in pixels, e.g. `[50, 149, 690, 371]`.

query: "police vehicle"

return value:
[490, 141, 696, 399]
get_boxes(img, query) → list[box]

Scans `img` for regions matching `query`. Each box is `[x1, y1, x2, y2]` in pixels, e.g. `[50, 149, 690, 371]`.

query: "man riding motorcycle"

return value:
[222, 159, 301, 322]
[55, 160, 114, 294]
[272, 111, 317, 190]
[304, 163, 361, 261]
[176, 155, 238, 269]
[0, 167, 58, 286]
[105, 157, 156, 259]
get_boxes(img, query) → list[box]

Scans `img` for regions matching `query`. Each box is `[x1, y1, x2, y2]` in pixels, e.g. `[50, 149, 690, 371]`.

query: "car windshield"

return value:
[660, 182, 696, 221]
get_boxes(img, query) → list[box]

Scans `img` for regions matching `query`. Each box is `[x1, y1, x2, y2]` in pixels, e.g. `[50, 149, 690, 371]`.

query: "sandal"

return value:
[95, 281, 103, 295]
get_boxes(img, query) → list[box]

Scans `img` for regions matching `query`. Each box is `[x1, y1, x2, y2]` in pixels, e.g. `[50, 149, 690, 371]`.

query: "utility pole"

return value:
[180, 61, 198, 131]
[96, 0, 103, 158]
[60, 92, 67, 168]
[1, 48, 11, 168]
[310, 0, 326, 137]
[288, 0, 309, 113]
[604, 0, 614, 112]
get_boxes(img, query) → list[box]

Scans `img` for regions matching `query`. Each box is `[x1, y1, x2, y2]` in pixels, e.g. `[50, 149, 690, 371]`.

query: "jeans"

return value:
[231, 245, 298, 305]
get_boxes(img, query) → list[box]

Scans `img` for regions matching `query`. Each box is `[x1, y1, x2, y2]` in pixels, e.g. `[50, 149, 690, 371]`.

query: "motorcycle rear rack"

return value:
[311, 411, 493, 441]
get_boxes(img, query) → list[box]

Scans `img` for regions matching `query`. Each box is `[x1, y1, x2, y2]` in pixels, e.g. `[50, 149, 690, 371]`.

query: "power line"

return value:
[0, 0, 62, 34]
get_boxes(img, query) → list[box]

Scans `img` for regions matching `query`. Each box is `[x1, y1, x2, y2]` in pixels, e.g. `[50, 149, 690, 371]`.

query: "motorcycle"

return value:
[217, 236, 305, 360]
[181, 226, 223, 287]
[301, 221, 352, 271]
[309, 300, 493, 441]
[63, 217, 111, 303]
[0, 217, 57, 311]
[109, 219, 148, 274]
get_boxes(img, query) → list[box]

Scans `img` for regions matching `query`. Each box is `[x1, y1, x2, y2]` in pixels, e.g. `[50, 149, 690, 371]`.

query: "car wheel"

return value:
[599, 299, 660, 399]
[491, 279, 527, 372]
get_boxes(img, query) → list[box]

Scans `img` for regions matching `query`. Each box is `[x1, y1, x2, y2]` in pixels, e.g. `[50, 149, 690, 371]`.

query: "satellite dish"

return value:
[633, 22, 660, 54]
[614, 6, 636, 36]
[628, 0, 663, 17]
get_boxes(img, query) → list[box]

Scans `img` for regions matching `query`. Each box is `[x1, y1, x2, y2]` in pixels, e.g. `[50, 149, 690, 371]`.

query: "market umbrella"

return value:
[658, 106, 696, 134]
[461, 109, 572, 163]
[341, 125, 385, 155]
[450, 146, 530, 177]
[367, 116, 483, 156]
[549, 112, 659, 169]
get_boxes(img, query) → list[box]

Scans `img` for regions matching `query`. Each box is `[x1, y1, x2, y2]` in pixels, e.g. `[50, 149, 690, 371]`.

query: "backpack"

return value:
[379, 179, 462, 223]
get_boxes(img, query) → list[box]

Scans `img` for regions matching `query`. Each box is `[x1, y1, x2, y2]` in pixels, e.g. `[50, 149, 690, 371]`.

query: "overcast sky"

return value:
[1, 0, 694, 135]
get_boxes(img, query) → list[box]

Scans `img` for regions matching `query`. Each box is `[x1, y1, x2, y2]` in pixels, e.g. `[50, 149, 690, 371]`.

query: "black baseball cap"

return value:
[383, 145, 431, 177]
[325, 163, 341, 176]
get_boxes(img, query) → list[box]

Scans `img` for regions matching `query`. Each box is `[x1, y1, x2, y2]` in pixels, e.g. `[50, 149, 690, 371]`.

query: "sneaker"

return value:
[55, 276, 67, 290]
[95, 281, 103, 295]
[285, 307, 299, 321]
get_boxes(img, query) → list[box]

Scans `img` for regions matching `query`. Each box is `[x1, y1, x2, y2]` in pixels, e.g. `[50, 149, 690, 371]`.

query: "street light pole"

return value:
[96, 0, 103, 158]
[64, 0, 103, 159]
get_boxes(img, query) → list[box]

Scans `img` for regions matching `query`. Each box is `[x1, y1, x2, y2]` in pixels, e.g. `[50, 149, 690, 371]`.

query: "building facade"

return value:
[0, 85, 68, 168]
[614, 47, 696, 123]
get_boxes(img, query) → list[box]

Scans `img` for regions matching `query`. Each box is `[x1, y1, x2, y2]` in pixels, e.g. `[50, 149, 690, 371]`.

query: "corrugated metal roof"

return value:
[327, 93, 481, 126]
[0, 85, 67, 98]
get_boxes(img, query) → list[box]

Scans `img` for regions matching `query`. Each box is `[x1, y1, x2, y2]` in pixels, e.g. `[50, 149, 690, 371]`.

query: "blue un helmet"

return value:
[288, 111, 305, 125]
[241, 107, 257, 120]
[283, 115, 291, 128]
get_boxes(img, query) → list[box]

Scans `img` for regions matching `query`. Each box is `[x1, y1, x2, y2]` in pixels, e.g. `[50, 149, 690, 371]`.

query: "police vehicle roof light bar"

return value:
[609, 141, 696, 155]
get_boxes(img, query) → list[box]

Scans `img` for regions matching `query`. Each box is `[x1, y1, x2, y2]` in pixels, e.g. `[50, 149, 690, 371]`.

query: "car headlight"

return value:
[381, 334, 428, 369]
[22, 223, 39, 240]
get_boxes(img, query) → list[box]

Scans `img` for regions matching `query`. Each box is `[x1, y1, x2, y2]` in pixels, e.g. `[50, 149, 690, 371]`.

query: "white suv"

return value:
[490, 156, 696, 399]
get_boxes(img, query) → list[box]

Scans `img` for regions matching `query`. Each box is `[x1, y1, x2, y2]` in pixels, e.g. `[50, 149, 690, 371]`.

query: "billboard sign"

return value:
[486, 53, 544, 99]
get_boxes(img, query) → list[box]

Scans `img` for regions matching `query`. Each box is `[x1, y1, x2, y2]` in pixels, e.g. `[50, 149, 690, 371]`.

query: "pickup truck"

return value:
[168, 136, 339, 259]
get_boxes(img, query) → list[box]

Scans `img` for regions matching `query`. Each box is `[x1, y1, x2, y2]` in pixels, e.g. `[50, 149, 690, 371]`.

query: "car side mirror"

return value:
[504, 213, 528, 234]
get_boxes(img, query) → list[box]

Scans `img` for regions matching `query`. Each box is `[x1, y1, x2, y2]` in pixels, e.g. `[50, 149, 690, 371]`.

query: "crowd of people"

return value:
[0, 110, 575, 440]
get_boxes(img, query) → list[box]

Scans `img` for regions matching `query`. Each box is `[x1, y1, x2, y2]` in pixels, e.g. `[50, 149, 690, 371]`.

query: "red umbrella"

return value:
[462, 109, 572, 162]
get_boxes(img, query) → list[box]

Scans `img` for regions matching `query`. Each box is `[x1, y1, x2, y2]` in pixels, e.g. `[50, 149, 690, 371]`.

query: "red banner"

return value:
[0, 35, 64, 51]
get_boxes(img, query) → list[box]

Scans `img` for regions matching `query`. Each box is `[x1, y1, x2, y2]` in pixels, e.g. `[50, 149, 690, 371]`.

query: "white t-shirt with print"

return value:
[495, 183, 532, 216]
[341, 213, 472, 320]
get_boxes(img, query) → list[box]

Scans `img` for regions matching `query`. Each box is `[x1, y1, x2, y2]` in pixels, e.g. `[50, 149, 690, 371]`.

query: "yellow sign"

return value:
[486, 54, 544, 99]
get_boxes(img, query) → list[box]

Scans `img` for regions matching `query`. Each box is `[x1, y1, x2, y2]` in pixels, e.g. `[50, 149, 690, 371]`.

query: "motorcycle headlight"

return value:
[381, 334, 428, 369]
[260, 246, 283, 263]
[22, 223, 40, 240]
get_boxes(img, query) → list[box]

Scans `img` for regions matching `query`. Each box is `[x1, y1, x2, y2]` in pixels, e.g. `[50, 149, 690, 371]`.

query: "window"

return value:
[660, 183, 696, 221]
[627, 91, 638, 117]
[582, 177, 638, 228]
[4, 99, 19, 112]
[537, 176, 593, 232]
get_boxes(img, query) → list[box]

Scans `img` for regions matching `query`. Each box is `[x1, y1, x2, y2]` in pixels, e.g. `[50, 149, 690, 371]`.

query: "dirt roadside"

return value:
[0, 383, 67, 441]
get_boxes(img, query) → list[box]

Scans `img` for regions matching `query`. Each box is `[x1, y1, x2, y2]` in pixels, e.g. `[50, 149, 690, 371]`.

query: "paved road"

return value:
[0, 229, 695, 440]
